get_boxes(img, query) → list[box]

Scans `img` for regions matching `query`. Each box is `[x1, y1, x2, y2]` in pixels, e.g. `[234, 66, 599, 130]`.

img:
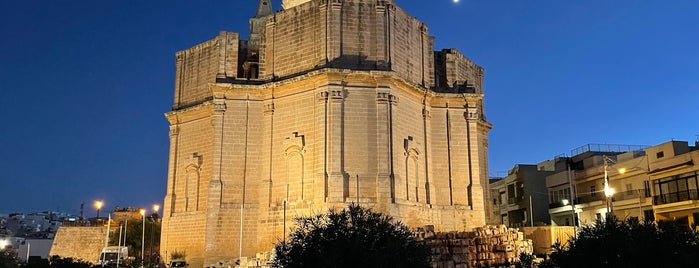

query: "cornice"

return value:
[165, 101, 214, 125]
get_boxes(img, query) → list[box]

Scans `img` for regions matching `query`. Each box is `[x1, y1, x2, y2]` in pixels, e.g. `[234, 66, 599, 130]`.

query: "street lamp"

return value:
[149, 204, 160, 267]
[95, 200, 104, 219]
[140, 208, 146, 268]
[603, 156, 626, 219]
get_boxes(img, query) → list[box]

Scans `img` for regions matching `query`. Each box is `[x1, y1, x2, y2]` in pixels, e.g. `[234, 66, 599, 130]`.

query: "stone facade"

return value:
[160, 1, 492, 266]
[49, 226, 106, 264]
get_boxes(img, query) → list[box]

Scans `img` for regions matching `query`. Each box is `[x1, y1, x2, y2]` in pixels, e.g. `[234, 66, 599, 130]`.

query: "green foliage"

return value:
[0, 249, 21, 268]
[46, 255, 92, 268]
[515, 252, 533, 268]
[272, 204, 432, 268]
[0, 252, 92, 268]
[540, 215, 699, 268]
[170, 251, 185, 260]
[108, 218, 161, 261]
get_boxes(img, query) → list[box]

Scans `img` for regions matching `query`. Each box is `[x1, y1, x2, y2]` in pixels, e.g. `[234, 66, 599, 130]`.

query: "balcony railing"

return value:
[576, 193, 605, 204]
[614, 189, 651, 202]
[508, 195, 525, 205]
[653, 189, 699, 205]
[549, 201, 569, 209]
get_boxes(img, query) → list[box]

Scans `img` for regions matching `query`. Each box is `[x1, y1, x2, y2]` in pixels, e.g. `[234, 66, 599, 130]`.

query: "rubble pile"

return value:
[418, 225, 533, 268]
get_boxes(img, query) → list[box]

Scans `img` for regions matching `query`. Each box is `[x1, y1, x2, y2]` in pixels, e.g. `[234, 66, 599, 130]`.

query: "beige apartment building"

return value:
[547, 144, 651, 226]
[160, 0, 492, 266]
[548, 141, 699, 228]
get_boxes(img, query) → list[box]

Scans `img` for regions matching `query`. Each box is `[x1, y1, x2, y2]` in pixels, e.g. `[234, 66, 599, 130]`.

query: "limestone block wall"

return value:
[49, 226, 106, 264]
[173, 32, 239, 109]
[435, 49, 484, 93]
[260, 0, 434, 88]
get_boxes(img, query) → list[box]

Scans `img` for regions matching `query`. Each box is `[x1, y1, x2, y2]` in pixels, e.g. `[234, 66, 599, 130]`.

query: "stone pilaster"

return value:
[326, 88, 345, 202]
[376, 90, 393, 203]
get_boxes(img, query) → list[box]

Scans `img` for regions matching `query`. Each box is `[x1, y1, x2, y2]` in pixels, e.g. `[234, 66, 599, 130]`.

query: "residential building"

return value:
[488, 161, 555, 227]
[547, 144, 651, 226]
[647, 140, 699, 228]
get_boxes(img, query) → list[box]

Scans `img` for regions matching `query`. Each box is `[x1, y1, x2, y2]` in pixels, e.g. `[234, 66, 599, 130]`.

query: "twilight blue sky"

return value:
[1, 1, 697, 215]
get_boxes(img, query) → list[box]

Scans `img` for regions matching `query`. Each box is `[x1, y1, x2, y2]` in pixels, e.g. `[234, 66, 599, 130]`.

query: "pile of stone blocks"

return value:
[418, 225, 533, 268]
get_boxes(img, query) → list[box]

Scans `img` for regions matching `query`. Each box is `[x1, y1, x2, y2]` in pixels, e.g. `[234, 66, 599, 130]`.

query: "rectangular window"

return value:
[591, 185, 597, 197]
[626, 184, 633, 195]
[657, 151, 664, 158]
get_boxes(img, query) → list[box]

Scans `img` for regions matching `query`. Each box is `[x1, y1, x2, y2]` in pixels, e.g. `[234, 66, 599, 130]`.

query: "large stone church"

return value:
[160, 0, 492, 266]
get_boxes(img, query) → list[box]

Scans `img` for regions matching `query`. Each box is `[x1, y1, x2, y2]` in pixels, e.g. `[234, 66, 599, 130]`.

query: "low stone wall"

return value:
[49, 226, 106, 264]
[418, 225, 533, 268]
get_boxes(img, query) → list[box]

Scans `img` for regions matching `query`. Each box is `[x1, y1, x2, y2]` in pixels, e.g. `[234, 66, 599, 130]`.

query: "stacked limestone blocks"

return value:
[467, 225, 533, 267]
[418, 225, 533, 268]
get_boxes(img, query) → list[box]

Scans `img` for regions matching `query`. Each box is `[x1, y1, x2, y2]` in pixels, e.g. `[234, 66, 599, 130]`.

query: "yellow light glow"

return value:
[139, 209, 146, 216]
[0, 239, 8, 249]
[618, 168, 626, 174]
[153, 204, 160, 213]
[94, 200, 103, 210]
[605, 187, 615, 197]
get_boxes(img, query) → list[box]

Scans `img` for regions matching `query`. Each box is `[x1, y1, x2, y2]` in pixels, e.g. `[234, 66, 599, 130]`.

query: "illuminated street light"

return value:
[149, 204, 160, 267]
[95, 200, 104, 219]
[561, 199, 570, 206]
[603, 156, 623, 218]
[140, 208, 146, 268]
[0, 239, 8, 249]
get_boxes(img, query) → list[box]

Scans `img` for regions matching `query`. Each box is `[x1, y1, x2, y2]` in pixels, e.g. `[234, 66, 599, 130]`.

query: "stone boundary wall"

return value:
[49, 226, 106, 264]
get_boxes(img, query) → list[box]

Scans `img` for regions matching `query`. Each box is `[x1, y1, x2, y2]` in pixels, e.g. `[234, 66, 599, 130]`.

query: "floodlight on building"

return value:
[0, 239, 8, 249]
[562, 199, 570, 206]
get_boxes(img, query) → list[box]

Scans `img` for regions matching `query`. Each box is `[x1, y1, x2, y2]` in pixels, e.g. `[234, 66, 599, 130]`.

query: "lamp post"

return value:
[95, 200, 104, 219]
[140, 208, 146, 268]
[603, 156, 625, 219]
[149, 204, 159, 267]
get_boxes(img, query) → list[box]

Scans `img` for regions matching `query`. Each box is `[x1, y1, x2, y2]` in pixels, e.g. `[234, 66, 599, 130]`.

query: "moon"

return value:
[453, 0, 459, 3]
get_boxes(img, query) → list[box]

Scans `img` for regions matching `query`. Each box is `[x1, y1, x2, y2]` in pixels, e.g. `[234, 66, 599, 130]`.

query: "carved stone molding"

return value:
[169, 126, 180, 137]
[186, 153, 203, 171]
[465, 106, 479, 120]
[376, 92, 390, 102]
[329, 90, 344, 100]
[389, 94, 399, 105]
[377, 92, 398, 105]
[264, 103, 275, 115]
[283, 132, 306, 157]
[213, 101, 227, 113]
[317, 91, 329, 101]
[403, 136, 421, 158]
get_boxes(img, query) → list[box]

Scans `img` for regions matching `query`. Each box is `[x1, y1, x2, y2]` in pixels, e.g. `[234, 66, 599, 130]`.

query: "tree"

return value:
[0, 249, 21, 268]
[540, 215, 699, 268]
[273, 204, 432, 268]
[108, 217, 161, 266]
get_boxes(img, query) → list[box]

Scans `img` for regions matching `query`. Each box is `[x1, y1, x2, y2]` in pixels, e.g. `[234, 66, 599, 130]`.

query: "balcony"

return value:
[508, 195, 525, 205]
[653, 189, 699, 205]
[575, 193, 605, 204]
[549, 201, 569, 209]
